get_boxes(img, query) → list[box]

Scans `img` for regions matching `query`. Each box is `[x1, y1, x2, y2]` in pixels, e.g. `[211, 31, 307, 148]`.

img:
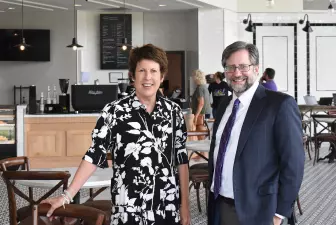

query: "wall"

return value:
[198, 9, 224, 75]
[0, 11, 76, 105]
[223, 9, 239, 48]
[237, 0, 302, 12]
[143, 12, 187, 50]
[185, 10, 199, 96]
[77, 11, 144, 84]
[238, 13, 336, 104]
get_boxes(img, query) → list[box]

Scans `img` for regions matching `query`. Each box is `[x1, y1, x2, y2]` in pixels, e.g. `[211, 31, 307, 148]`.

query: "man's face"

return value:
[262, 72, 267, 80]
[224, 49, 259, 95]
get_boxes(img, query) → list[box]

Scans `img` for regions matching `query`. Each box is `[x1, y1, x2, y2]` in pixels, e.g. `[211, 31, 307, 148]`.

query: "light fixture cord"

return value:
[21, 0, 24, 41]
[124, 0, 126, 39]
[74, 0, 76, 38]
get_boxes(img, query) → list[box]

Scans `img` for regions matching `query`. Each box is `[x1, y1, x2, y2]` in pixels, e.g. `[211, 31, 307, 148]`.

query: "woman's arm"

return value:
[178, 164, 189, 206]
[178, 164, 190, 225]
[66, 160, 98, 198]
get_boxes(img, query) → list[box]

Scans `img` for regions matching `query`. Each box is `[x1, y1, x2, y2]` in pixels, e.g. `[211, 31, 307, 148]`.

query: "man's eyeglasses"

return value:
[224, 64, 254, 73]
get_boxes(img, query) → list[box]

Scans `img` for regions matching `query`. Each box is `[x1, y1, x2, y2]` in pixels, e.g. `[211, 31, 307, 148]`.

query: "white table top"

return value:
[186, 140, 211, 152]
[16, 167, 111, 189]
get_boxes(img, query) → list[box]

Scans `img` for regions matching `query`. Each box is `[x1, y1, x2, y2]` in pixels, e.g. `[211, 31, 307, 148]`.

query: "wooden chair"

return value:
[83, 152, 112, 225]
[187, 130, 210, 213]
[311, 114, 336, 164]
[36, 203, 106, 225]
[0, 156, 71, 225]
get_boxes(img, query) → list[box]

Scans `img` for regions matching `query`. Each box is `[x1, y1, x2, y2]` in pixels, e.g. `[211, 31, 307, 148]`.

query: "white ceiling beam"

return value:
[104, 0, 151, 10]
[86, 0, 120, 8]
[0, 0, 54, 11]
[176, 0, 204, 8]
[12, 0, 68, 10]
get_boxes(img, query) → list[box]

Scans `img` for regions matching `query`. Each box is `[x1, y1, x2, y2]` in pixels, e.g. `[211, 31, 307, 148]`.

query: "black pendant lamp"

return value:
[299, 14, 313, 33]
[243, 14, 255, 32]
[328, 2, 334, 15]
[14, 0, 30, 51]
[119, 0, 132, 51]
[67, 0, 83, 50]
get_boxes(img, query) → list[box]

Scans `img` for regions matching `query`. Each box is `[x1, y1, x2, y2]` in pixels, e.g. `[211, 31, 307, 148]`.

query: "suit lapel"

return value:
[235, 85, 267, 159]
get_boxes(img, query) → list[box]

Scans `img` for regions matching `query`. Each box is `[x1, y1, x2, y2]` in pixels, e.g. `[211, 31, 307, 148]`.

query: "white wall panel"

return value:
[310, 26, 336, 99]
[262, 36, 288, 92]
[256, 26, 295, 97]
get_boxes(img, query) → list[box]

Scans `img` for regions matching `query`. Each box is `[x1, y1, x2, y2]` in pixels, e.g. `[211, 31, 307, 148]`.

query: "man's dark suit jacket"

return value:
[208, 85, 305, 225]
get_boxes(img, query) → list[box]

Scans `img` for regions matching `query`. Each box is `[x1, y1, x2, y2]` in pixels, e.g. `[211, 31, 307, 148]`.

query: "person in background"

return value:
[208, 71, 231, 117]
[42, 44, 191, 225]
[208, 41, 304, 225]
[260, 67, 278, 91]
[191, 69, 212, 134]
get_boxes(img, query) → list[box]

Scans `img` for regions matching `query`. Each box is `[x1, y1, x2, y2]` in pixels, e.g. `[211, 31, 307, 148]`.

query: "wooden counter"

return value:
[24, 115, 98, 168]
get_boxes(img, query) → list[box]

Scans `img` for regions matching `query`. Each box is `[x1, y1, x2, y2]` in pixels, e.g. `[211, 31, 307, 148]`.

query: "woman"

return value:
[191, 69, 211, 135]
[42, 44, 190, 225]
[207, 71, 231, 117]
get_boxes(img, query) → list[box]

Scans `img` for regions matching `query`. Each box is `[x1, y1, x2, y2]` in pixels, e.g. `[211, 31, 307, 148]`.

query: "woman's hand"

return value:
[40, 196, 67, 220]
[180, 204, 190, 225]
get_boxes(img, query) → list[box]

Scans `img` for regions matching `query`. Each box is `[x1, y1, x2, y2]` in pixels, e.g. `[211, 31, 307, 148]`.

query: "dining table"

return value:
[186, 139, 211, 161]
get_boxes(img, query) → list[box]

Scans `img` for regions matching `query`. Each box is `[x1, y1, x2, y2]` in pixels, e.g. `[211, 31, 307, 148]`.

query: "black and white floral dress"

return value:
[83, 92, 188, 225]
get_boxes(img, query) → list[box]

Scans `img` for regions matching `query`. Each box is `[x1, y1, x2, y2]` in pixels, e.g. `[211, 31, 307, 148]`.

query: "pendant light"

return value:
[66, 0, 83, 50]
[243, 14, 255, 32]
[299, 14, 313, 33]
[328, 1, 334, 15]
[14, 0, 30, 51]
[119, 0, 132, 51]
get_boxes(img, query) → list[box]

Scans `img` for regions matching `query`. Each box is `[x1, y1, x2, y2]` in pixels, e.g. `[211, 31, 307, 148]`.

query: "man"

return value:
[208, 71, 232, 117]
[207, 41, 304, 225]
[260, 68, 278, 91]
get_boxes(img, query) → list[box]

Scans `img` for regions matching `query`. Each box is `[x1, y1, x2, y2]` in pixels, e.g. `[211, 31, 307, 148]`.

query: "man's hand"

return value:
[180, 204, 190, 225]
[273, 216, 282, 225]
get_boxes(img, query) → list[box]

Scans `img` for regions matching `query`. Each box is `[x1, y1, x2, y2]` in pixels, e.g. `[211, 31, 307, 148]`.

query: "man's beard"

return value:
[227, 74, 257, 96]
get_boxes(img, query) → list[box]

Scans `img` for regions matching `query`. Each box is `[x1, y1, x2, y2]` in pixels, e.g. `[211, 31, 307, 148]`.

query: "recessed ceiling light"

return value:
[159, 4, 166, 6]
[75, 4, 82, 6]
[8, 7, 15, 10]
[0, 10, 5, 12]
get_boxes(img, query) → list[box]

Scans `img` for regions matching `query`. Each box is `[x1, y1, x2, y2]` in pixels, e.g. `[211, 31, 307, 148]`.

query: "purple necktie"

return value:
[214, 98, 240, 199]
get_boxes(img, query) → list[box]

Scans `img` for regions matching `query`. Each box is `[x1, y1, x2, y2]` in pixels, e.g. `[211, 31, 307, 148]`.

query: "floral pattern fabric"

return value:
[83, 92, 188, 225]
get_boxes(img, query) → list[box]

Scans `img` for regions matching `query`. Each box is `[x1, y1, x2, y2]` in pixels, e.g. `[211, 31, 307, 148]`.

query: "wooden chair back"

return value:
[0, 157, 70, 225]
[36, 203, 106, 225]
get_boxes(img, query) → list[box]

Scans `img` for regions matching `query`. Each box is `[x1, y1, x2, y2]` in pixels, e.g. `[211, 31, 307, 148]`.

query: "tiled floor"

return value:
[1, 146, 336, 224]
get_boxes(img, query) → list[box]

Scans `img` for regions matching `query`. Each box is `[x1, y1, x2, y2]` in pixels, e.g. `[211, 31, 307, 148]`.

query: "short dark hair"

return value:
[264, 68, 275, 79]
[128, 44, 168, 78]
[214, 71, 224, 80]
[221, 41, 259, 68]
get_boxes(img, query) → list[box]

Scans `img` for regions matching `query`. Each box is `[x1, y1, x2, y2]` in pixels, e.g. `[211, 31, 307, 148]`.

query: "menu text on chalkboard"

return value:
[100, 14, 132, 70]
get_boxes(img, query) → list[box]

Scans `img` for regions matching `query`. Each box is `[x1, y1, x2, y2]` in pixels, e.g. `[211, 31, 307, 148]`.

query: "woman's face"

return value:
[133, 59, 163, 100]
[192, 74, 199, 85]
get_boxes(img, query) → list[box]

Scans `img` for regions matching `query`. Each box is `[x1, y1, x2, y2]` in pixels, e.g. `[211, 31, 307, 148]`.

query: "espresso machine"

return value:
[59, 79, 70, 113]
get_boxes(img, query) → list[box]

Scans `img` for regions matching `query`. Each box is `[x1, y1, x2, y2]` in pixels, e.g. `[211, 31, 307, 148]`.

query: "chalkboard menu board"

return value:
[100, 14, 132, 70]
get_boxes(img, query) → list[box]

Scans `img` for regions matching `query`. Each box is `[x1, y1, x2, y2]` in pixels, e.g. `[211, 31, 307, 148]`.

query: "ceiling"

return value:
[0, 0, 216, 13]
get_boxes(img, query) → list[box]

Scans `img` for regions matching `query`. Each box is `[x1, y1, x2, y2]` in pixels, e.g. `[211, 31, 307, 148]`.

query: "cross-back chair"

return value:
[311, 114, 336, 164]
[187, 130, 210, 213]
[36, 203, 106, 225]
[0, 156, 71, 225]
